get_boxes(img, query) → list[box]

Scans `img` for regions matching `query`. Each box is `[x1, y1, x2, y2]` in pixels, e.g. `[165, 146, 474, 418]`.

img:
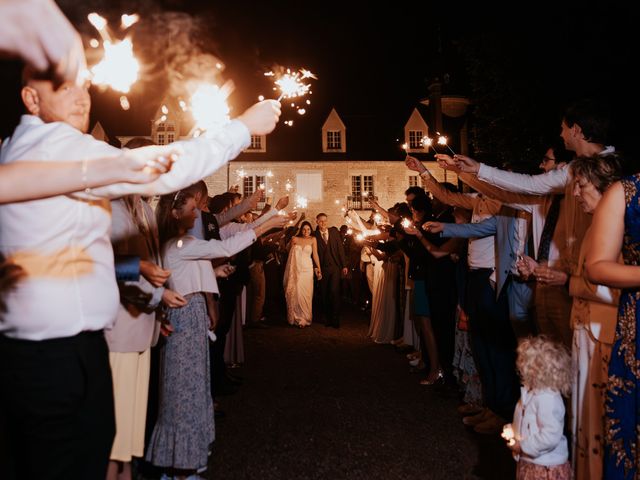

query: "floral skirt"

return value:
[516, 461, 571, 480]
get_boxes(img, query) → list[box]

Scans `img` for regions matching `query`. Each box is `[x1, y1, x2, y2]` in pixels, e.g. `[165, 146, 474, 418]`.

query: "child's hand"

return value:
[508, 439, 522, 454]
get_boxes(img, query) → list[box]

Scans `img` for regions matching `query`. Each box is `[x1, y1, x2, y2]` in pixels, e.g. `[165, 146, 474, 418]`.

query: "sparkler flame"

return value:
[295, 195, 308, 209]
[87, 13, 139, 97]
[285, 181, 292, 192]
[121, 14, 140, 29]
[270, 68, 317, 102]
[190, 83, 231, 135]
[401, 218, 412, 228]
[90, 38, 139, 93]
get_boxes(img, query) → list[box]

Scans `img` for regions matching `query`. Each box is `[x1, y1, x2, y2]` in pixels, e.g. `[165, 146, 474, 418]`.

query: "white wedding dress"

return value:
[283, 243, 314, 326]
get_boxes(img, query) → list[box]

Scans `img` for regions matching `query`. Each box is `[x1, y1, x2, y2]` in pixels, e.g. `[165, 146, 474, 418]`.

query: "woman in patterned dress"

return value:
[586, 156, 640, 480]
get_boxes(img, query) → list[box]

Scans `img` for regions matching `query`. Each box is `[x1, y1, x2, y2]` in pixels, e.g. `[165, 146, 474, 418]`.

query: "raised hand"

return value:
[0, 0, 87, 86]
[453, 154, 480, 174]
[422, 221, 444, 233]
[405, 155, 427, 174]
[275, 195, 289, 210]
[117, 144, 181, 184]
[434, 154, 461, 173]
[248, 188, 262, 210]
[238, 100, 282, 135]
[140, 260, 171, 287]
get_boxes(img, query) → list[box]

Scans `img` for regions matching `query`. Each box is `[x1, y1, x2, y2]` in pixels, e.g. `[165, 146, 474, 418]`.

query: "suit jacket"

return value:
[442, 209, 533, 321]
[315, 226, 347, 271]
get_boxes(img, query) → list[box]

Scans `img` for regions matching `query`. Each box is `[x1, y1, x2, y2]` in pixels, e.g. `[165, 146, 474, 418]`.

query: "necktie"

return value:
[537, 194, 563, 262]
[322, 231, 328, 244]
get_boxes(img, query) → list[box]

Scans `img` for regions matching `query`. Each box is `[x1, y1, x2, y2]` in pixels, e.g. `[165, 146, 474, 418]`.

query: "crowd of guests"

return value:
[341, 100, 636, 480]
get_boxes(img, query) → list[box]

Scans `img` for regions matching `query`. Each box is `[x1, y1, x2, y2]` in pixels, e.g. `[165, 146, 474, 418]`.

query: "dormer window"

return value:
[322, 108, 346, 153]
[327, 131, 342, 150]
[409, 130, 424, 150]
[246, 135, 266, 152]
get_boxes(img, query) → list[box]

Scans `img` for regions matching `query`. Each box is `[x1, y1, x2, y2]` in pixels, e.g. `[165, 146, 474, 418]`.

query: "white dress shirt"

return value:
[511, 386, 569, 467]
[162, 231, 256, 297]
[0, 115, 250, 340]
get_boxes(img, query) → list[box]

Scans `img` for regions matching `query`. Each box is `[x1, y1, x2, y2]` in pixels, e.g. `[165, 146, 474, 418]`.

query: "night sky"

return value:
[1, 2, 637, 162]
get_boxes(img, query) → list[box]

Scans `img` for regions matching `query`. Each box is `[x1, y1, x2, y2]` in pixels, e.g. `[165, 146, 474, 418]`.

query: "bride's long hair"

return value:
[296, 221, 313, 237]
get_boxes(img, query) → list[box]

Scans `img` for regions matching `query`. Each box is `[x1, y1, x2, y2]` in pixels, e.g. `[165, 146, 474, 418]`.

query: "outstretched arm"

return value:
[586, 182, 640, 288]
[438, 215, 498, 239]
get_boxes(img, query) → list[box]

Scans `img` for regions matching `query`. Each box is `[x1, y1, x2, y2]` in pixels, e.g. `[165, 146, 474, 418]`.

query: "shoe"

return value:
[419, 369, 445, 385]
[474, 414, 507, 435]
[406, 351, 420, 361]
[462, 408, 492, 427]
[390, 337, 404, 346]
[409, 358, 421, 367]
[457, 403, 484, 416]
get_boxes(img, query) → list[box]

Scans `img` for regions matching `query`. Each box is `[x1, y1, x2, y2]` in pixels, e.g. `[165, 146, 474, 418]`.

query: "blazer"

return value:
[442, 209, 533, 321]
[315, 227, 347, 271]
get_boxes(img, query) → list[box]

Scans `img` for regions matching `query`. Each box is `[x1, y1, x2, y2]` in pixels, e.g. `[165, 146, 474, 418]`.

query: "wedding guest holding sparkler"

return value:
[503, 336, 573, 480]
[146, 188, 286, 477]
[0, 63, 281, 478]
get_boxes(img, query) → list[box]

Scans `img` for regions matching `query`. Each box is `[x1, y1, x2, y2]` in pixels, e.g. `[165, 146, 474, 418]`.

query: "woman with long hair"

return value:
[283, 220, 321, 328]
[146, 188, 285, 477]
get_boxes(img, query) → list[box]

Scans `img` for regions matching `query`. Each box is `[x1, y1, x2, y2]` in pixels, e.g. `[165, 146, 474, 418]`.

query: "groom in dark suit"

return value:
[315, 213, 348, 328]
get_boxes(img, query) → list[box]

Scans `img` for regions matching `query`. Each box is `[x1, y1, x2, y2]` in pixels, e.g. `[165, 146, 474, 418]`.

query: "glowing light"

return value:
[501, 425, 516, 447]
[258, 95, 265, 101]
[269, 67, 317, 102]
[401, 218, 412, 229]
[306, 100, 311, 105]
[285, 120, 294, 127]
[236, 169, 247, 179]
[178, 100, 187, 111]
[259, 183, 266, 190]
[347, 228, 353, 235]
[119, 96, 130, 110]
[356, 234, 364, 242]
[401, 143, 409, 152]
[298, 109, 306, 115]
[285, 181, 292, 192]
[295, 195, 308, 209]
[334, 200, 340, 205]
[190, 83, 231, 136]
[436, 131, 456, 155]
[266, 171, 274, 177]
[90, 38, 139, 93]
[89, 38, 100, 48]
[88, 13, 108, 35]
[373, 213, 383, 224]
[161, 105, 168, 115]
[362, 191, 369, 198]
[121, 14, 140, 29]
[177, 239, 184, 249]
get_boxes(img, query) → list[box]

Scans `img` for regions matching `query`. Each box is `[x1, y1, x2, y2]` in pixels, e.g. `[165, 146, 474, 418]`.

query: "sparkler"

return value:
[401, 218, 412, 229]
[421, 136, 438, 154]
[373, 213, 383, 224]
[87, 12, 140, 109]
[285, 181, 293, 192]
[295, 195, 308, 209]
[347, 228, 353, 235]
[501, 425, 516, 447]
[189, 82, 232, 137]
[270, 68, 317, 102]
[356, 234, 365, 242]
[436, 131, 456, 155]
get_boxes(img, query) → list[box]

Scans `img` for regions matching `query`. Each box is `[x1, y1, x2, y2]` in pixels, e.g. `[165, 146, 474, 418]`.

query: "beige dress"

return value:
[569, 228, 619, 480]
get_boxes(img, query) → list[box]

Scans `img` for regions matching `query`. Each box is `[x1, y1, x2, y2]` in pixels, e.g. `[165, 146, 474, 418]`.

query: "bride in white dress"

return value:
[284, 221, 322, 328]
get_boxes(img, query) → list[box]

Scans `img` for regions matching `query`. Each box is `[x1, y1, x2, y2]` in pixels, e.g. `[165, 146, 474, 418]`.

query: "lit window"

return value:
[249, 135, 262, 150]
[408, 175, 419, 187]
[157, 133, 165, 145]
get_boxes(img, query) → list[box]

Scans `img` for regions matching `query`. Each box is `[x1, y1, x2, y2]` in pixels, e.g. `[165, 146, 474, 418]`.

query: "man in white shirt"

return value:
[0, 68, 281, 479]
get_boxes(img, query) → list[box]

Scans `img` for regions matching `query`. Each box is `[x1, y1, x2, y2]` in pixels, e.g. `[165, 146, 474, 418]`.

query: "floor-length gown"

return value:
[604, 173, 640, 479]
[284, 243, 314, 326]
[369, 256, 398, 343]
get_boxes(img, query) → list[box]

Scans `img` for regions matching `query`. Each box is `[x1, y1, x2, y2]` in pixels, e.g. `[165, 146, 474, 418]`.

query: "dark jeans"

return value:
[320, 266, 342, 326]
[466, 269, 519, 420]
[428, 286, 457, 375]
[0, 331, 115, 480]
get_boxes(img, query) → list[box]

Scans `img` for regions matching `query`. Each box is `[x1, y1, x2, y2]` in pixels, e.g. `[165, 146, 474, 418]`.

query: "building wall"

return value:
[203, 160, 457, 227]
